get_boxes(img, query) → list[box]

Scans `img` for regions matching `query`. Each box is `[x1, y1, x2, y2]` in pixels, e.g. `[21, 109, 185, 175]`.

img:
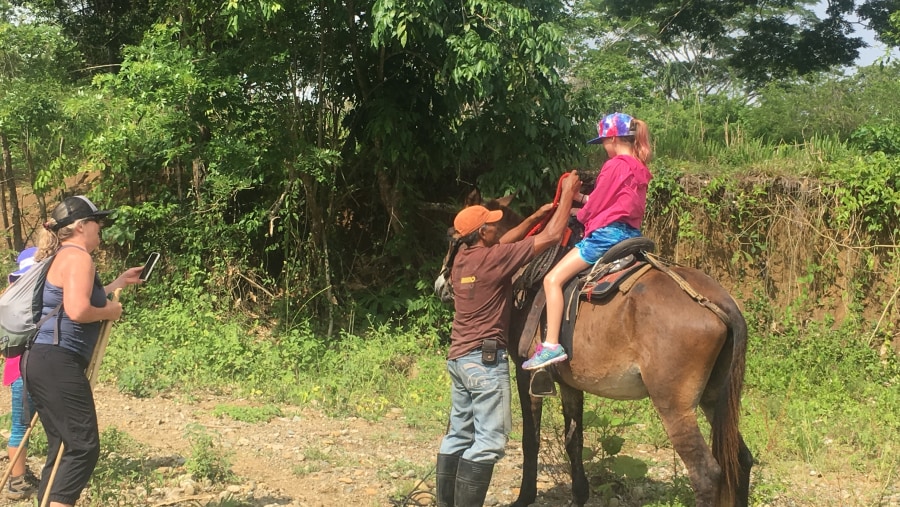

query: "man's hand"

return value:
[561, 170, 582, 196]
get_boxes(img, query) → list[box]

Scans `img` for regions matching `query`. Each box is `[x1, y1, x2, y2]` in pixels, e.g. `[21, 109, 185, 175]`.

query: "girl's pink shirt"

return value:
[576, 154, 652, 236]
[3, 355, 21, 386]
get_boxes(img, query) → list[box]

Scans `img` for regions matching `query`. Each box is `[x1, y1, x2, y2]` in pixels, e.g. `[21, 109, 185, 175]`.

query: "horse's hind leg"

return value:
[559, 382, 590, 506]
[734, 433, 753, 507]
[512, 368, 543, 507]
[651, 400, 722, 506]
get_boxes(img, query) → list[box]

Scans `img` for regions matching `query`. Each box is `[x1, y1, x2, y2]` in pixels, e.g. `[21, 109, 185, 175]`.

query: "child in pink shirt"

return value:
[3, 247, 40, 498]
[524, 113, 653, 370]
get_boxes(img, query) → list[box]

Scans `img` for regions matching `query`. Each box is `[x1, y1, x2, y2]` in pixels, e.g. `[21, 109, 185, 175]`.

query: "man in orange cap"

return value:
[435, 171, 580, 507]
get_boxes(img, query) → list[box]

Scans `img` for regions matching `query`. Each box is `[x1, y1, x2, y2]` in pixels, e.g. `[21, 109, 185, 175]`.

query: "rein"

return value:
[525, 172, 572, 238]
[513, 172, 576, 307]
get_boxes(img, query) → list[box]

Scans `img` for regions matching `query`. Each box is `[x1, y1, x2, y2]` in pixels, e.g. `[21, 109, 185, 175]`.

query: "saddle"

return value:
[518, 237, 656, 363]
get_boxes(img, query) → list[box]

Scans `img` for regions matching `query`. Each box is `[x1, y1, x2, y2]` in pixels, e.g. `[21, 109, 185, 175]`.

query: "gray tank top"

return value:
[33, 266, 107, 362]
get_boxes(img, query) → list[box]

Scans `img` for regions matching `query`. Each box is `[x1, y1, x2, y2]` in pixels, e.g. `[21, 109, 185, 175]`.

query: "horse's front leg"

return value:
[559, 382, 589, 506]
[511, 366, 543, 507]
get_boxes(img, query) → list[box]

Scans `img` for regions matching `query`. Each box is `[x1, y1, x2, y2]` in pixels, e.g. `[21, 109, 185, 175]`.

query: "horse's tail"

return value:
[711, 301, 749, 506]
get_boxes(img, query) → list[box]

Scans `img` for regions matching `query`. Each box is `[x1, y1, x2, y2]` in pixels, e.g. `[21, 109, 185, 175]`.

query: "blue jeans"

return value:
[439, 348, 511, 464]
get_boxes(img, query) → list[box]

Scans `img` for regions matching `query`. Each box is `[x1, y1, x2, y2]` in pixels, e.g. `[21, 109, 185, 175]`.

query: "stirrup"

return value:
[528, 368, 557, 397]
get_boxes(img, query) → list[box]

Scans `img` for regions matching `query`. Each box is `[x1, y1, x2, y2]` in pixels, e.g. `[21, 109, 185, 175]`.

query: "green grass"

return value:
[212, 403, 282, 423]
[743, 318, 900, 467]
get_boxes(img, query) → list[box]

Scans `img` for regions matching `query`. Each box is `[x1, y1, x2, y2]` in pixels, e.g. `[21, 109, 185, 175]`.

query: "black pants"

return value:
[23, 344, 100, 505]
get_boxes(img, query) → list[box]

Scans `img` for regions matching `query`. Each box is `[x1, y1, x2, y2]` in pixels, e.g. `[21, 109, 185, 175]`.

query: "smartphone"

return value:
[139, 252, 161, 281]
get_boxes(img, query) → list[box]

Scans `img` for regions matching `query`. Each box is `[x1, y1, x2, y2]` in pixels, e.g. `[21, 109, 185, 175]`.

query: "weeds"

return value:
[212, 403, 282, 423]
[292, 446, 331, 476]
[184, 423, 235, 483]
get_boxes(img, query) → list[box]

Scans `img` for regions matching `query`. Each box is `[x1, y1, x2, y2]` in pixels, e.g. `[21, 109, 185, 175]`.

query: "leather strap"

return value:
[518, 287, 546, 358]
[617, 264, 653, 294]
[644, 254, 731, 325]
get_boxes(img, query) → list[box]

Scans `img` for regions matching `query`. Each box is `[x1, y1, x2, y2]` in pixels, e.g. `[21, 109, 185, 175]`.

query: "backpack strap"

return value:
[32, 304, 63, 345]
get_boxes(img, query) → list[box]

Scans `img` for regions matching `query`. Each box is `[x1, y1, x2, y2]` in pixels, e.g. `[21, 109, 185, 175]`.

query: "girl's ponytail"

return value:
[631, 119, 653, 166]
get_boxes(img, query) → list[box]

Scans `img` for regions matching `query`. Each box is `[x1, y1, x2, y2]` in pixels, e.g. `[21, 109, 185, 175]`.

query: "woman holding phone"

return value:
[24, 196, 144, 507]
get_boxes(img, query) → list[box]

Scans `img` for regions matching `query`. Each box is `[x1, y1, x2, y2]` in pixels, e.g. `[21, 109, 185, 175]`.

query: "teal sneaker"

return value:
[522, 344, 568, 370]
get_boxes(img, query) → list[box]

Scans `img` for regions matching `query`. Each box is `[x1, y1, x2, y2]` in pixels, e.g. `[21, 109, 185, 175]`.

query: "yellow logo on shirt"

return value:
[461, 276, 476, 284]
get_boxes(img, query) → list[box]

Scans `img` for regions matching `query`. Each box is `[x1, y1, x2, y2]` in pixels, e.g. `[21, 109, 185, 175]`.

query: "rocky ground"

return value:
[0, 383, 895, 507]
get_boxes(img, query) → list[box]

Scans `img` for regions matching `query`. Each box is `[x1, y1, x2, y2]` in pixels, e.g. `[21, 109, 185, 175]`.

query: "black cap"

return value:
[50, 196, 114, 231]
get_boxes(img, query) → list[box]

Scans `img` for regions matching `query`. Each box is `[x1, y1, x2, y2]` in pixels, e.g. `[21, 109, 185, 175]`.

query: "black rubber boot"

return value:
[435, 453, 460, 507]
[454, 458, 494, 507]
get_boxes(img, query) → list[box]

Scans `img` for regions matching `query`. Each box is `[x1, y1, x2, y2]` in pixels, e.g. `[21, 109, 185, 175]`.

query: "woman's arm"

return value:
[104, 266, 144, 294]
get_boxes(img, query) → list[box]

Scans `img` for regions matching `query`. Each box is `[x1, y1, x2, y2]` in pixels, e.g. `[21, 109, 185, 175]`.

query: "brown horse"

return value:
[436, 195, 752, 506]
[494, 211, 754, 506]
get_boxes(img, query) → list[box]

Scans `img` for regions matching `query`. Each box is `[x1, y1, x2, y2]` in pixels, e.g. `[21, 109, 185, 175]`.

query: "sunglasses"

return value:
[81, 217, 104, 226]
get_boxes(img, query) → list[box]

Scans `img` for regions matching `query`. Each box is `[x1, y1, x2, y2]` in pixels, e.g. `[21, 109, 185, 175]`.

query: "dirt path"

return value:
[1, 384, 559, 507]
[0, 384, 894, 506]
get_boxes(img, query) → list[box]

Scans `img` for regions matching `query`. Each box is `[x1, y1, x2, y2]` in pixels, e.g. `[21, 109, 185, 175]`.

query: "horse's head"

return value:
[441, 189, 523, 240]
[459, 188, 523, 237]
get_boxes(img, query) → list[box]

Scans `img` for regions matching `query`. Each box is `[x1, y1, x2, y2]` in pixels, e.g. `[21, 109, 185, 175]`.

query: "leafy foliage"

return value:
[825, 152, 900, 234]
[745, 63, 900, 143]
[184, 423, 235, 483]
[744, 317, 900, 467]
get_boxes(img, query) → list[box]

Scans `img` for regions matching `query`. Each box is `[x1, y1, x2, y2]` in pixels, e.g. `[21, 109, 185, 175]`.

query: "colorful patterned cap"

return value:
[587, 113, 636, 144]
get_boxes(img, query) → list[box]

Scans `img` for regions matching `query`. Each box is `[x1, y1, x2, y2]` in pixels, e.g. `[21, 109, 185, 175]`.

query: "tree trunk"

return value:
[5, 136, 23, 250]
[298, 170, 337, 336]
[24, 140, 47, 235]
[0, 133, 12, 251]
[175, 159, 184, 201]
[192, 158, 203, 206]
[376, 168, 402, 236]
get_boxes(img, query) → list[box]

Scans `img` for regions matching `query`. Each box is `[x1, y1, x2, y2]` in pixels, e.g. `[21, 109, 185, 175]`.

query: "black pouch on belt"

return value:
[481, 338, 498, 365]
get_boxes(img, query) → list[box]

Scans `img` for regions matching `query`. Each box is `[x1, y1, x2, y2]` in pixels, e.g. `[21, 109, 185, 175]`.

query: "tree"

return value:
[6, 0, 587, 327]
[0, 18, 83, 248]
[594, 0, 892, 88]
[77, 0, 583, 321]
[13, 0, 163, 70]
[857, 0, 900, 47]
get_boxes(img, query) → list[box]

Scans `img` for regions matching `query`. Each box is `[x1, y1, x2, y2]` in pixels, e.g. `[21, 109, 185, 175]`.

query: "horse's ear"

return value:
[464, 188, 483, 207]
[495, 192, 517, 208]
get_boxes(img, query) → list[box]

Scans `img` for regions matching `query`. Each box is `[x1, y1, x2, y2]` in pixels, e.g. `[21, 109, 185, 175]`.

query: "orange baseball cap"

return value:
[453, 205, 503, 236]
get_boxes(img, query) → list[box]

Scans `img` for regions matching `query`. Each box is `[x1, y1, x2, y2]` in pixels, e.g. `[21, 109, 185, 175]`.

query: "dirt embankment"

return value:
[645, 175, 899, 353]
